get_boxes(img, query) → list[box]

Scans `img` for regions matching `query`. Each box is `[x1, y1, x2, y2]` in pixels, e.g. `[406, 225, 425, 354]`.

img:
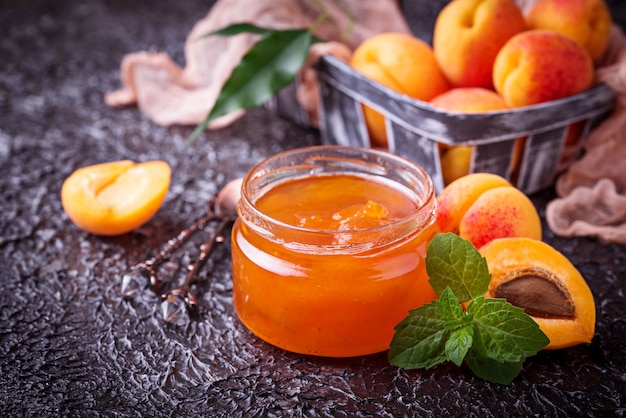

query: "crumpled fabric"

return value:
[546, 25, 626, 244]
[104, 0, 408, 129]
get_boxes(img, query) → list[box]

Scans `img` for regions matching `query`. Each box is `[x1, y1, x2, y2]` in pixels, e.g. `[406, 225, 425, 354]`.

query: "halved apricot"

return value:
[480, 237, 596, 349]
[61, 160, 171, 236]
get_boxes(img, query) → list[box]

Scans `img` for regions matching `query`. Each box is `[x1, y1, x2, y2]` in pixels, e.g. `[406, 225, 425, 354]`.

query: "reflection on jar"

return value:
[231, 145, 439, 357]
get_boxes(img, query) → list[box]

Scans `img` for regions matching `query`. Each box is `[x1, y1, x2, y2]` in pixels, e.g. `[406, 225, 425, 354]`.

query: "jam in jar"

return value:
[231, 146, 438, 357]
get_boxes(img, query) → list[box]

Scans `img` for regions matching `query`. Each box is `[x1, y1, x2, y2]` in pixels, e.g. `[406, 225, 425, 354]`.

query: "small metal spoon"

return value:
[120, 178, 241, 300]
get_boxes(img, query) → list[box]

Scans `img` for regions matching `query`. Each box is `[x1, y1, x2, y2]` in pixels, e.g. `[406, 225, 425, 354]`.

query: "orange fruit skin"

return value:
[430, 87, 508, 113]
[493, 30, 594, 108]
[433, 0, 527, 88]
[459, 186, 543, 249]
[436, 173, 542, 248]
[436, 172, 512, 234]
[527, 0, 613, 62]
[61, 160, 171, 236]
[350, 32, 450, 148]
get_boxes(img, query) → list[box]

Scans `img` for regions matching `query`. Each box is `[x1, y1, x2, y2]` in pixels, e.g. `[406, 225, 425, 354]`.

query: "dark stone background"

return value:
[0, 1, 624, 416]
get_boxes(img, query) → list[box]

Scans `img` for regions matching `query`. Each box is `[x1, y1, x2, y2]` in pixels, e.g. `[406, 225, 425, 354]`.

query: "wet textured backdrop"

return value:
[1, 1, 625, 416]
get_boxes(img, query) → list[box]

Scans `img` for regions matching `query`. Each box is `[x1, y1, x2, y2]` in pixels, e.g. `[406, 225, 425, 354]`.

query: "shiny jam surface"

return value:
[231, 173, 438, 357]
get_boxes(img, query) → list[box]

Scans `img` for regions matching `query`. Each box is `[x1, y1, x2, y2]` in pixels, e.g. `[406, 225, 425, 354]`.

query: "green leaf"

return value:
[465, 349, 524, 385]
[188, 28, 315, 143]
[436, 288, 464, 321]
[388, 302, 449, 370]
[196, 22, 274, 39]
[426, 233, 491, 302]
[468, 297, 550, 363]
[197, 22, 326, 43]
[437, 287, 473, 331]
[446, 327, 474, 367]
[436, 288, 473, 366]
[389, 234, 550, 384]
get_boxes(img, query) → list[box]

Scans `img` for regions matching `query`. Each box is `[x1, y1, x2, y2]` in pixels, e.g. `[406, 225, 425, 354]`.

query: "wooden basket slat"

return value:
[319, 80, 370, 148]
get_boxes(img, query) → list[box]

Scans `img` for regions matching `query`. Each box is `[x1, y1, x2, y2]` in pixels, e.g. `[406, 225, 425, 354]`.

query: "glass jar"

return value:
[231, 145, 438, 357]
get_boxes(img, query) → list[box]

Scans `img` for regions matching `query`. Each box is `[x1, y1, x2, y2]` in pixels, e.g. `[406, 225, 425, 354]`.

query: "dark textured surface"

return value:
[1, 1, 625, 417]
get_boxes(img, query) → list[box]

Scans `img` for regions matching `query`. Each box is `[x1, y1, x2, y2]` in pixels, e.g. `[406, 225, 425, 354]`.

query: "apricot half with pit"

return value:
[480, 237, 596, 349]
[61, 160, 171, 236]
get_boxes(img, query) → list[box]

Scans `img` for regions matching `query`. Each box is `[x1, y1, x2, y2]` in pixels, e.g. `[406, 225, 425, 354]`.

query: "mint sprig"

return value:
[389, 233, 549, 385]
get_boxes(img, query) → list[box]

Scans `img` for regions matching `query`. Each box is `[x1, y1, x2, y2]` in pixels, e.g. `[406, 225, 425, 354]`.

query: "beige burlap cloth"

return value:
[546, 26, 626, 245]
[104, 0, 408, 129]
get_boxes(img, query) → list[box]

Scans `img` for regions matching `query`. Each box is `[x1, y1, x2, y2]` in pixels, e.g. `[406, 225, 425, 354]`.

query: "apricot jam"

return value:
[231, 146, 438, 357]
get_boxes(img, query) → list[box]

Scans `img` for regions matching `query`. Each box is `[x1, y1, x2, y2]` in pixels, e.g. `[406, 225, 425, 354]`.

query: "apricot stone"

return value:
[493, 30, 594, 108]
[433, 0, 526, 88]
[527, 0, 613, 62]
[480, 237, 596, 349]
[459, 186, 542, 248]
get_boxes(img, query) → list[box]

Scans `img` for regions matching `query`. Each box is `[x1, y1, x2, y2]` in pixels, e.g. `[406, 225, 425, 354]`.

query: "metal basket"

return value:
[314, 55, 616, 194]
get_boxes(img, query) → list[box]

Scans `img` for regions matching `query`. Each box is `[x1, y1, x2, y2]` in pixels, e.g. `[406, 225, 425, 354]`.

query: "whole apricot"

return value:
[61, 160, 171, 236]
[430, 87, 509, 185]
[430, 87, 508, 113]
[350, 32, 450, 148]
[527, 0, 612, 62]
[433, 0, 526, 88]
[459, 186, 542, 248]
[436, 172, 512, 233]
[435, 172, 542, 248]
[480, 237, 596, 349]
[493, 30, 594, 108]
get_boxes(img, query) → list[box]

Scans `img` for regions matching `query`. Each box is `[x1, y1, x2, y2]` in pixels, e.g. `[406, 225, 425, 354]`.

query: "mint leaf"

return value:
[465, 349, 524, 385]
[468, 297, 550, 363]
[390, 233, 550, 384]
[446, 327, 474, 367]
[388, 302, 449, 370]
[437, 287, 473, 331]
[437, 288, 473, 366]
[426, 233, 490, 303]
[436, 288, 464, 322]
[188, 28, 315, 143]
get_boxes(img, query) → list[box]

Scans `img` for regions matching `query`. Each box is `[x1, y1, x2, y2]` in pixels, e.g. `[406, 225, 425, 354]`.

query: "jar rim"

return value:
[238, 145, 436, 239]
